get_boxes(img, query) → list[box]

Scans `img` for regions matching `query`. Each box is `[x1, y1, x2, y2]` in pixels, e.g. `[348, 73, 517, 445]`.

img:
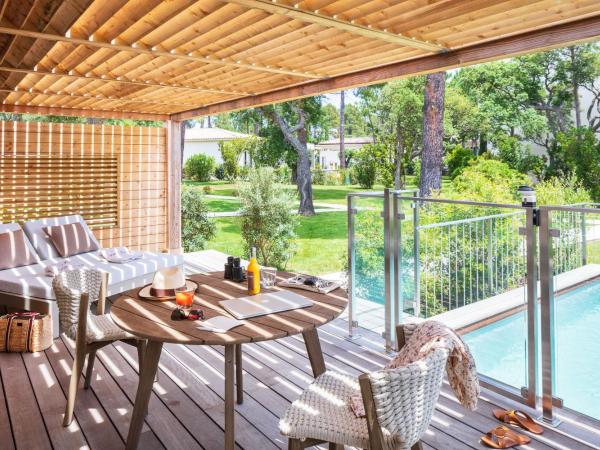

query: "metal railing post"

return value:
[347, 194, 359, 339]
[524, 207, 538, 408]
[413, 191, 421, 318]
[392, 192, 400, 349]
[538, 207, 560, 426]
[581, 212, 587, 266]
[383, 188, 394, 352]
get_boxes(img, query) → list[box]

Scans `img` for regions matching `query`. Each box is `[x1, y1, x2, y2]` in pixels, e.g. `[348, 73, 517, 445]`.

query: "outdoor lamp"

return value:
[517, 185, 536, 207]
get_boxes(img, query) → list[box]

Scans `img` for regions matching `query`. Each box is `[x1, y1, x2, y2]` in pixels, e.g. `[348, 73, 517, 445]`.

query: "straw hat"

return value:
[138, 266, 197, 300]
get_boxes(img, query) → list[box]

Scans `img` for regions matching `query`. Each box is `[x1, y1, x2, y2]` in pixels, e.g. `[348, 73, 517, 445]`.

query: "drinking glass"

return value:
[261, 267, 277, 289]
[175, 285, 195, 315]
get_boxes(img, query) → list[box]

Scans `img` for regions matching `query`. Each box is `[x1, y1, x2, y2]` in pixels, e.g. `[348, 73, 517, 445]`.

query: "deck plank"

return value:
[44, 339, 129, 450]
[0, 353, 52, 450]
[21, 350, 90, 450]
[1, 316, 597, 450]
[0, 353, 15, 450]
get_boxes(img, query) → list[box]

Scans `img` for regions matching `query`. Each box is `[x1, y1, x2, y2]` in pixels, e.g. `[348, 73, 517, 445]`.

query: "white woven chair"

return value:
[53, 269, 147, 427]
[279, 324, 448, 450]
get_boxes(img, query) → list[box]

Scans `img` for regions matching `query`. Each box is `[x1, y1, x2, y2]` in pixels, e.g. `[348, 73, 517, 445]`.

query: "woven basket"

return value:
[0, 312, 53, 352]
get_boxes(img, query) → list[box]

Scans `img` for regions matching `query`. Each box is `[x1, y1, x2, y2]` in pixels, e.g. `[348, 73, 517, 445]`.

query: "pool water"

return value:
[464, 279, 600, 420]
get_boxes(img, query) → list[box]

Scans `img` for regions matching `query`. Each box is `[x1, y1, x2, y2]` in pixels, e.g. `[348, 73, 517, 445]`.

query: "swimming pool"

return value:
[464, 278, 600, 420]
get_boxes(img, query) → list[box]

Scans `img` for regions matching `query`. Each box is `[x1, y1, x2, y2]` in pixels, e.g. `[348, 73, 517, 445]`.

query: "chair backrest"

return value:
[23, 215, 100, 261]
[368, 348, 448, 449]
[52, 269, 104, 339]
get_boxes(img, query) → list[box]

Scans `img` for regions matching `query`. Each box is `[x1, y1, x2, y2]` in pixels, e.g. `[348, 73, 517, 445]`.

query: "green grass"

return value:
[208, 212, 347, 275]
[204, 198, 241, 212]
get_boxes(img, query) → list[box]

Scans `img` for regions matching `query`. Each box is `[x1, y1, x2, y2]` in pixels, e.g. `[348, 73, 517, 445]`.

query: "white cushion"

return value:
[22, 215, 100, 260]
[279, 371, 370, 449]
[86, 314, 133, 343]
[0, 251, 183, 300]
[0, 223, 41, 263]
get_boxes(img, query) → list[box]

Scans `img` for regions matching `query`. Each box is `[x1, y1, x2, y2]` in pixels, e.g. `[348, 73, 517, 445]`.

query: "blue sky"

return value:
[323, 91, 359, 107]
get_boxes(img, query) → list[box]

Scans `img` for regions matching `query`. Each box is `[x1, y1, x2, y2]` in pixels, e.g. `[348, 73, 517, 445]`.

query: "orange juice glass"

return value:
[175, 286, 195, 314]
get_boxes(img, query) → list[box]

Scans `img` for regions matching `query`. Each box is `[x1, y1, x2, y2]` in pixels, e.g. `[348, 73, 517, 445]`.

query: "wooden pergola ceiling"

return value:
[0, 0, 598, 121]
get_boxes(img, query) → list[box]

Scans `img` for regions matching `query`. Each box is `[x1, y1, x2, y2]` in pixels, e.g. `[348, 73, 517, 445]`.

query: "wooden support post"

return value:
[167, 120, 183, 254]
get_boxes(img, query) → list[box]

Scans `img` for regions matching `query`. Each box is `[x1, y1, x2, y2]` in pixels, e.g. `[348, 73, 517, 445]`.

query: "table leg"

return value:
[224, 344, 235, 450]
[235, 344, 243, 405]
[126, 340, 163, 450]
[302, 328, 326, 377]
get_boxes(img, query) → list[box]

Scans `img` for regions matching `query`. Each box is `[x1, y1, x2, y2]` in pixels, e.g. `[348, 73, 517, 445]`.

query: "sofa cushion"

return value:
[23, 215, 100, 261]
[0, 229, 39, 270]
[0, 251, 183, 300]
[0, 223, 40, 263]
[45, 222, 100, 257]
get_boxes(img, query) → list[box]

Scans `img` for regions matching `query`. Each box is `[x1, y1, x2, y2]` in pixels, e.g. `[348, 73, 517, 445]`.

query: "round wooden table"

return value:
[110, 271, 347, 450]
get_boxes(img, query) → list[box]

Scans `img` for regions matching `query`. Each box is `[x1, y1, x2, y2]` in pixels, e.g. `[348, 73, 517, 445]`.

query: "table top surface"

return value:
[110, 271, 348, 345]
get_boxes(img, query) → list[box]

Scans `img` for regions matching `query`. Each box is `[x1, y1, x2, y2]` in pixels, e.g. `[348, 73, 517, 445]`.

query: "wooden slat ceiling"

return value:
[0, 0, 598, 120]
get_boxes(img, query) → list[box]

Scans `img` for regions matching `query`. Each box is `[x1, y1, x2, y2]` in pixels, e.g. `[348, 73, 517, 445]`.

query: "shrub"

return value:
[274, 164, 291, 183]
[353, 145, 379, 189]
[181, 187, 216, 252]
[214, 164, 225, 180]
[312, 165, 326, 185]
[202, 185, 213, 194]
[494, 134, 545, 178]
[555, 129, 600, 202]
[219, 136, 264, 181]
[184, 154, 215, 181]
[535, 175, 591, 206]
[445, 145, 474, 179]
[237, 167, 297, 268]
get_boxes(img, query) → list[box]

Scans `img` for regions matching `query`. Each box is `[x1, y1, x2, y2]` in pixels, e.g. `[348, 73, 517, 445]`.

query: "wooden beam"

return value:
[171, 15, 600, 120]
[166, 120, 182, 254]
[0, 25, 322, 79]
[225, 0, 445, 53]
[2, 87, 203, 108]
[0, 66, 248, 96]
[0, 103, 168, 121]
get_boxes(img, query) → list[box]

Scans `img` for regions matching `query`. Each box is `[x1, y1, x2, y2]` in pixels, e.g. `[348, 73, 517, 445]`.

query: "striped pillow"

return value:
[0, 229, 38, 270]
[44, 222, 99, 258]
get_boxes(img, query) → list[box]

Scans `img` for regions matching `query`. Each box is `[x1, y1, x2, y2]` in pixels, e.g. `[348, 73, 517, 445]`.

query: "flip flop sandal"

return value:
[481, 426, 531, 448]
[493, 409, 544, 434]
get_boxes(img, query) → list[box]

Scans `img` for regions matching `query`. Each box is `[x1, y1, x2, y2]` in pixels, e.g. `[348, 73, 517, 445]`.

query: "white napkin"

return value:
[100, 247, 143, 263]
[196, 316, 244, 333]
[44, 259, 85, 277]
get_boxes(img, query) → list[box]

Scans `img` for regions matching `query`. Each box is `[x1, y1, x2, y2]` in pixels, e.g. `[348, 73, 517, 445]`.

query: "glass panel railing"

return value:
[347, 193, 386, 338]
[394, 194, 532, 398]
[547, 205, 600, 421]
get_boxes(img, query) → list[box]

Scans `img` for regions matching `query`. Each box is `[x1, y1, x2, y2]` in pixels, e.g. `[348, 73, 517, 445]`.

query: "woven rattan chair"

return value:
[53, 269, 147, 427]
[279, 323, 448, 450]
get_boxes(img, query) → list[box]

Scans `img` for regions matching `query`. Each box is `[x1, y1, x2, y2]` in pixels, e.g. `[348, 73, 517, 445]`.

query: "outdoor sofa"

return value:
[0, 215, 182, 337]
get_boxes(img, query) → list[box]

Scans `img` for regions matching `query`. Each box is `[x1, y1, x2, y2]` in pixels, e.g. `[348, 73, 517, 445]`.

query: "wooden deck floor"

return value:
[0, 317, 598, 450]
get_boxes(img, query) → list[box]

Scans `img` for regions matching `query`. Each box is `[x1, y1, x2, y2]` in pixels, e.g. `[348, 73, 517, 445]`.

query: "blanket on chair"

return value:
[350, 320, 479, 417]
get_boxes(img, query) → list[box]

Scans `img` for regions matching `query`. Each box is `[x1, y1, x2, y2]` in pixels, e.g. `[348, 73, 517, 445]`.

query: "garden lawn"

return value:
[204, 197, 240, 212]
[208, 212, 347, 275]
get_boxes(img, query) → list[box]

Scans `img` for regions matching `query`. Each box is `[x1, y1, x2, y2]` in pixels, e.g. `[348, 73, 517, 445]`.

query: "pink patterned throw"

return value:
[350, 320, 479, 417]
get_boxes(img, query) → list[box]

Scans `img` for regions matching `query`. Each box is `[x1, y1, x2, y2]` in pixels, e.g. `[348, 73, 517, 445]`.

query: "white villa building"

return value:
[183, 126, 253, 165]
[314, 136, 373, 169]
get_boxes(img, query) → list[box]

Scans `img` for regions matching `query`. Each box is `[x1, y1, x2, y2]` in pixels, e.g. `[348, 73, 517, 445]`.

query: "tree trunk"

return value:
[570, 47, 582, 129]
[339, 90, 346, 169]
[266, 105, 315, 216]
[394, 118, 404, 190]
[419, 72, 446, 197]
[296, 126, 315, 215]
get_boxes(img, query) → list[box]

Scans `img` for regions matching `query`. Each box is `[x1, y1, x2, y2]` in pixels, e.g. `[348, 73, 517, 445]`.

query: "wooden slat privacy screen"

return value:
[0, 121, 168, 251]
[0, 155, 119, 228]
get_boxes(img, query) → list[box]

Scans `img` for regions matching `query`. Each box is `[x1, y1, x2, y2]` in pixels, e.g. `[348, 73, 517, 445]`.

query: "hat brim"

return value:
[138, 279, 199, 301]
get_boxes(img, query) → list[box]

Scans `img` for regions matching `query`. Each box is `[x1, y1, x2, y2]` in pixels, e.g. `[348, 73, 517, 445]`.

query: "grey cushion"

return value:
[23, 215, 100, 260]
[0, 223, 41, 263]
[0, 251, 183, 300]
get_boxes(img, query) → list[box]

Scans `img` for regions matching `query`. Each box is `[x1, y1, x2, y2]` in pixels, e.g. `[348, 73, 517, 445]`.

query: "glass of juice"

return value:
[175, 285, 195, 315]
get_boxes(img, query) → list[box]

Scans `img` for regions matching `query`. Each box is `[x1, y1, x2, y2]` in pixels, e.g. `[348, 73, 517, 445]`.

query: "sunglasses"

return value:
[171, 308, 205, 321]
